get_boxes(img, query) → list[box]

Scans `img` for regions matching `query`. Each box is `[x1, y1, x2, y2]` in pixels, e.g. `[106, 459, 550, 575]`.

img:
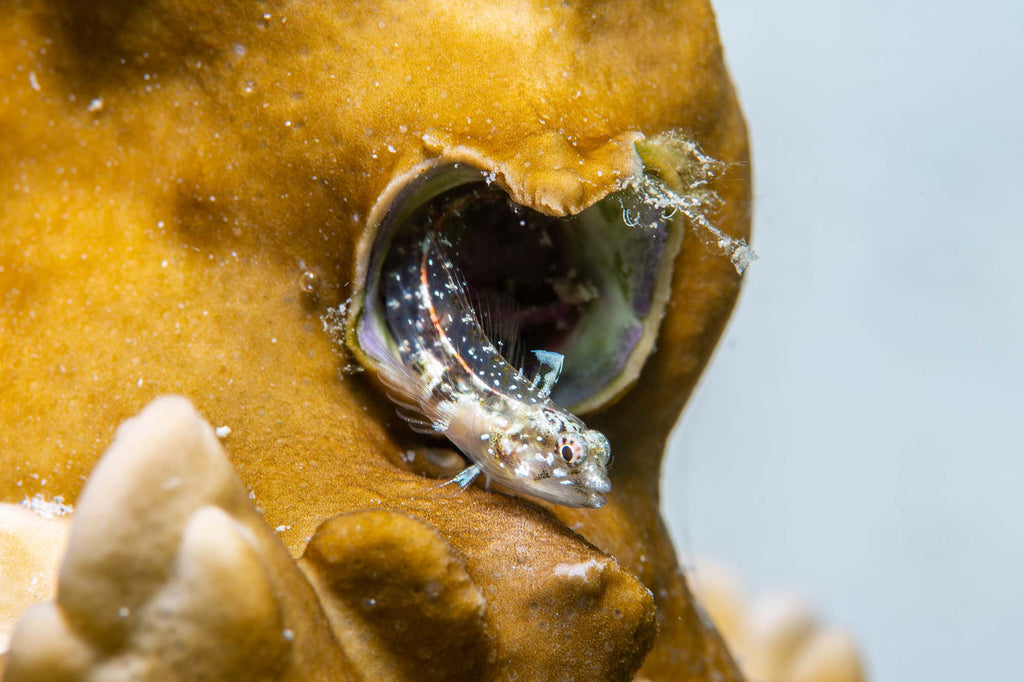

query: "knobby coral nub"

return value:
[4, 397, 663, 680]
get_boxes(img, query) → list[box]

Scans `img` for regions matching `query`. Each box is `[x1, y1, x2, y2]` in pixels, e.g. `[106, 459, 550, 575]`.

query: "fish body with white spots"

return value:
[372, 232, 612, 508]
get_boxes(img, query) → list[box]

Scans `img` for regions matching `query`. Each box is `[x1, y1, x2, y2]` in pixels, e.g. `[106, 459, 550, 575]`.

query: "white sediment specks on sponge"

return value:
[215, 425, 232, 438]
[321, 299, 364, 375]
[320, 300, 349, 338]
[20, 493, 74, 519]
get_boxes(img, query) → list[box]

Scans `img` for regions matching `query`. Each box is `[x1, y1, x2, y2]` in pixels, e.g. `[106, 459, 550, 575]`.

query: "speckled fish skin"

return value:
[381, 233, 612, 508]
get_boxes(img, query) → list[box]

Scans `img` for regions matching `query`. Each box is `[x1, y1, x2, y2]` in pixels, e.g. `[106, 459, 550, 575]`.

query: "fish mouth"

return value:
[532, 476, 610, 509]
[348, 137, 721, 415]
[493, 472, 610, 509]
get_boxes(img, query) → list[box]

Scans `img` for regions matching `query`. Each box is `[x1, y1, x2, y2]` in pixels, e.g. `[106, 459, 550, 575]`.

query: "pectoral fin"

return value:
[444, 463, 482, 489]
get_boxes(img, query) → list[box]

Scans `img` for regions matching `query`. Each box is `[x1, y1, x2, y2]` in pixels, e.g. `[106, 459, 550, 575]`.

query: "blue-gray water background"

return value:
[663, 2, 1024, 680]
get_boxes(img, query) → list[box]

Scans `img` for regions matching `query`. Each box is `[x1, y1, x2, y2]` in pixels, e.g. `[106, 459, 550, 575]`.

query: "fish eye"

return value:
[557, 435, 585, 465]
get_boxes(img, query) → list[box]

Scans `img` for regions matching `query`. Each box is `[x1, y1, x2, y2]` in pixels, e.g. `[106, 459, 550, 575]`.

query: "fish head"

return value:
[486, 405, 612, 509]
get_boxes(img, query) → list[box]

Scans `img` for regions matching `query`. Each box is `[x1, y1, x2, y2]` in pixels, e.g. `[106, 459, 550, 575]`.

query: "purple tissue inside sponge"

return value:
[631, 221, 668, 317]
[553, 322, 643, 407]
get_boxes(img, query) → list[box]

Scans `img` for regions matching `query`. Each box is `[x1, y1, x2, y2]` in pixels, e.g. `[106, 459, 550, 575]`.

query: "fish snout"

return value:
[587, 466, 612, 495]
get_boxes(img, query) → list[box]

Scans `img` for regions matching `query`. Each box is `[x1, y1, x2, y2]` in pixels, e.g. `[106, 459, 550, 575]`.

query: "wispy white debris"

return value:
[282, 628, 295, 641]
[87, 97, 104, 112]
[28, 72, 40, 92]
[215, 425, 231, 438]
[20, 493, 73, 519]
[625, 132, 757, 275]
[274, 524, 291, 533]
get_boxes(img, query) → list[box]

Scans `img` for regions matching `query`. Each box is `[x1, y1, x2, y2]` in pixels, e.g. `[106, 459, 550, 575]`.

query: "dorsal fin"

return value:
[473, 290, 523, 369]
[426, 234, 476, 324]
[426, 233, 524, 369]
